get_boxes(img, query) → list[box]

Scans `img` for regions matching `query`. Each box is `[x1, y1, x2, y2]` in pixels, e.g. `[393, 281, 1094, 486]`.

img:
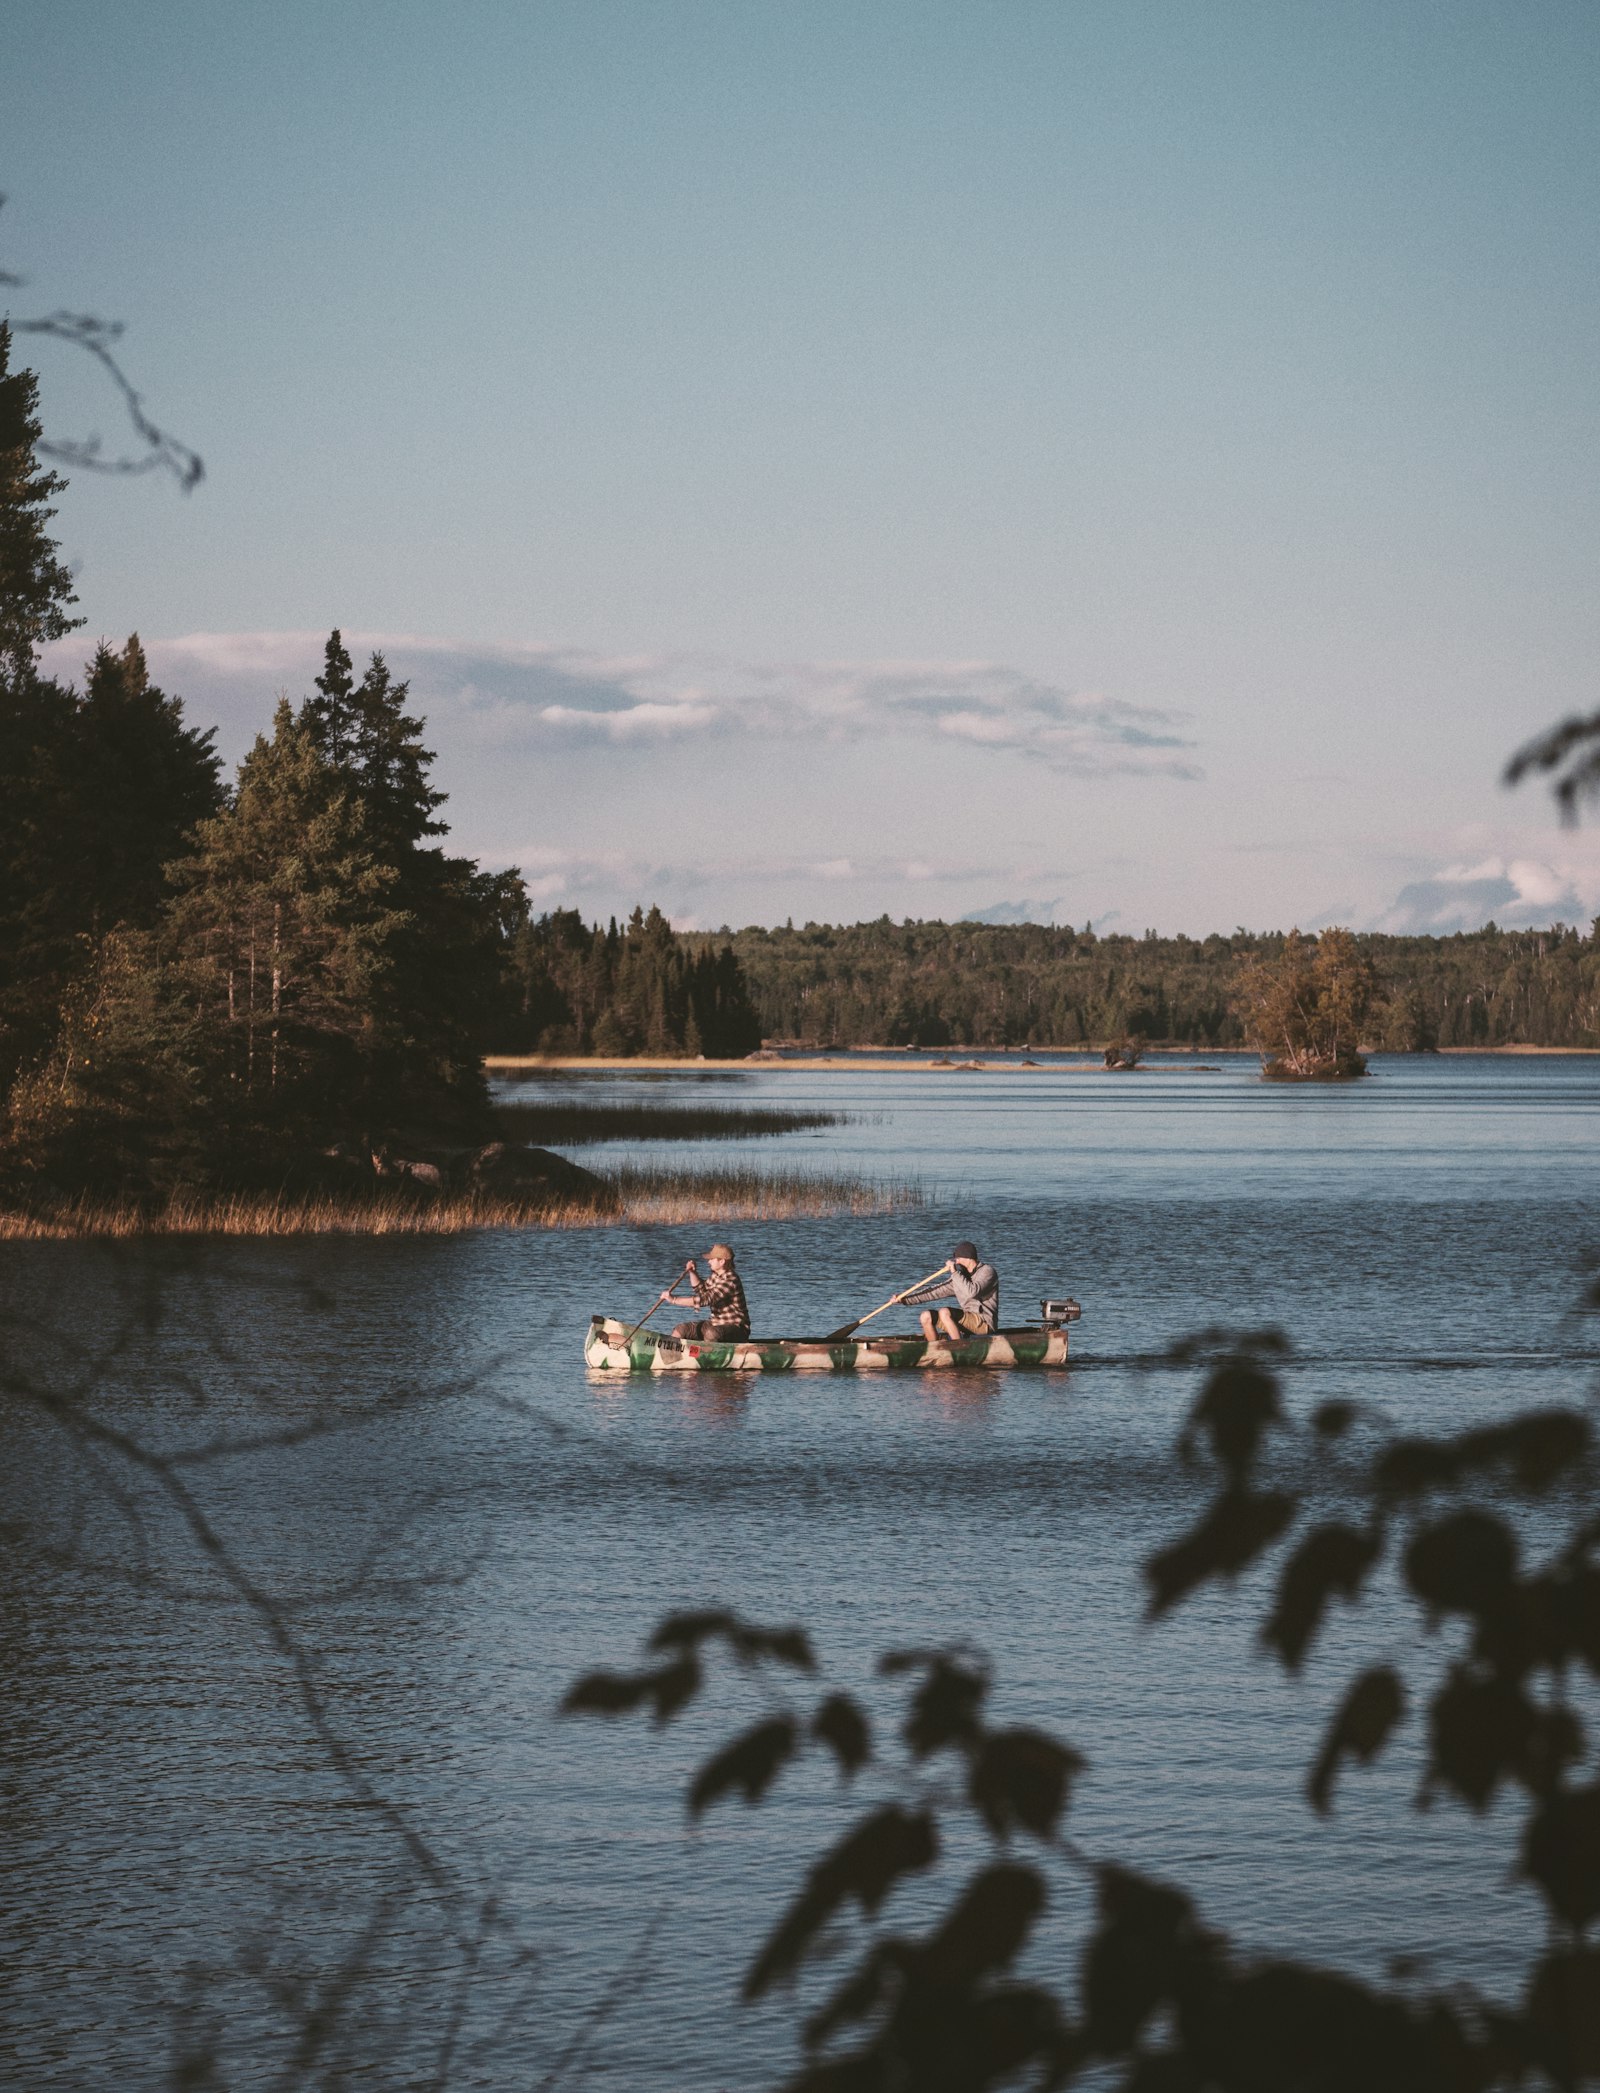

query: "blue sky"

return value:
[10, 1, 1600, 932]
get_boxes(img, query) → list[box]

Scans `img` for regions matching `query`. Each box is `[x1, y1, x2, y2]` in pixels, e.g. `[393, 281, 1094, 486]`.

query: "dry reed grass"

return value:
[0, 1165, 923, 1239]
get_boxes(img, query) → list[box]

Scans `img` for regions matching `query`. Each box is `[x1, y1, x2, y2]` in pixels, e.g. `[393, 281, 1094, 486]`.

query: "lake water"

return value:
[2, 1053, 1595, 2088]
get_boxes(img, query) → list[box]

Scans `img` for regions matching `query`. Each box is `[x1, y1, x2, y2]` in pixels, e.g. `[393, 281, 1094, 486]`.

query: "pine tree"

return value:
[301, 637, 444, 857]
[296, 632, 508, 1125]
[167, 701, 406, 1153]
[5, 928, 218, 1197]
[349, 652, 445, 858]
[301, 627, 359, 767]
[77, 634, 224, 930]
[0, 323, 81, 681]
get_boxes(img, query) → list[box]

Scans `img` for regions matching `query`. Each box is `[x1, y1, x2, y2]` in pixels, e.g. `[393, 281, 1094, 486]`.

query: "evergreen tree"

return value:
[296, 632, 505, 1126]
[301, 627, 359, 767]
[301, 639, 444, 857]
[349, 651, 446, 857]
[0, 635, 223, 1090]
[4, 929, 218, 1197]
[503, 904, 764, 1057]
[167, 701, 406, 1155]
[0, 322, 81, 681]
[77, 634, 224, 929]
[0, 671, 82, 1081]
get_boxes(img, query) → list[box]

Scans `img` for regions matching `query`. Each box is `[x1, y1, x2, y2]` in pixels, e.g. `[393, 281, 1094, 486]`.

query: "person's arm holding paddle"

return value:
[907, 1241, 999, 1344]
[666, 1244, 751, 1342]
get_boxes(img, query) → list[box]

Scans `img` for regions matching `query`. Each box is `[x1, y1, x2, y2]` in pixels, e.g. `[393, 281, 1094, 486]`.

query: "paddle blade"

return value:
[820, 1319, 862, 1343]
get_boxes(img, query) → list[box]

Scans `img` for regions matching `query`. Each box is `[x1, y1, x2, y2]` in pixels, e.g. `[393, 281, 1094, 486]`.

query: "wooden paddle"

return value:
[618, 1262, 692, 1349]
[822, 1263, 952, 1344]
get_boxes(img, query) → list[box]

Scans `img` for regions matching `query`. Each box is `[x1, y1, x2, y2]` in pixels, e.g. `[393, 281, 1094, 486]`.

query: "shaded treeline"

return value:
[680, 917, 1600, 1049]
[500, 904, 762, 1057]
[2, 617, 526, 1196]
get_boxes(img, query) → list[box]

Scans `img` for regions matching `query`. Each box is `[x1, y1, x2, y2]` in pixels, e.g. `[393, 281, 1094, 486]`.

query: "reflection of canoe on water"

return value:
[584, 1303, 1081, 1373]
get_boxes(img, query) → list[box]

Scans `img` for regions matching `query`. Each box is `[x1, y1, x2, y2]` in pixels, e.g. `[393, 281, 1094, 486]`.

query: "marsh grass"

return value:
[607, 1163, 922, 1222]
[490, 1099, 845, 1144]
[0, 1164, 923, 1239]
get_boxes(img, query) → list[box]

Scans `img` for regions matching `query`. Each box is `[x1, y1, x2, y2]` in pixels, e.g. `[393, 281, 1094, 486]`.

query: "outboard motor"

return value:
[1038, 1299, 1082, 1327]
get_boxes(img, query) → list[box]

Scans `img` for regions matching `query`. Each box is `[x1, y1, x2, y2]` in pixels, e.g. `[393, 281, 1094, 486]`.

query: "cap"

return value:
[708, 1242, 735, 1262]
[950, 1240, 979, 1262]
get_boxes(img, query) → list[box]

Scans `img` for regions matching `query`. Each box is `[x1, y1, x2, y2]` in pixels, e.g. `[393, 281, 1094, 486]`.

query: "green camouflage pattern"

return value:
[584, 1317, 1071, 1373]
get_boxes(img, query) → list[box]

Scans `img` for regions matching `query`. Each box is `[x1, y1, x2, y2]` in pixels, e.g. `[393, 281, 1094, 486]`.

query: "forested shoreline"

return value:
[4, 313, 1596, 1232]
[679, 917, 1600, 1052]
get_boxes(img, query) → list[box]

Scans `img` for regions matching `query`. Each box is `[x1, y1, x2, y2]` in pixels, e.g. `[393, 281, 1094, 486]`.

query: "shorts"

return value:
[924, 1307, 989, 1335]
[673, 1320, 750, 1342]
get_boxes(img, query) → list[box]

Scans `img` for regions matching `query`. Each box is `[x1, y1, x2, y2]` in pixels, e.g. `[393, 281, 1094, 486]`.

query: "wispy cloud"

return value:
[1370, 853, 1600, 934]
[65, 630, 1200, 779]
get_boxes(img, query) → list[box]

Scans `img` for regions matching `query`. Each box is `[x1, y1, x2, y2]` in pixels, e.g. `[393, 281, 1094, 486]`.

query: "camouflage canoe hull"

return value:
[585, 1317, 1071, 1372]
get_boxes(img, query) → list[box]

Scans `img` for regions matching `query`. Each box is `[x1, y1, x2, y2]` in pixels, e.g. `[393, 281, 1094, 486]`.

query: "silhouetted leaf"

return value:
[1165, 1327, 1291, 1365]
[1312, 1399, 1358, 1438]
[1261, 1522, 1380, 1670]
[918, 1862, 1047, 1989]
[735, 1623, 816, 1671]
[1145, 1488, 1296, 1617]
[812, 1693, 872, 1776]
[1554, 1564, 1600, 1673]
[560, 1668, 656, 1717]
[1522, 1784, 1600, 1932]
[1426, 1668, 1581, 1810]
[1378, 1412, 1591, 1502]
[1195, 1959, 1482, 2093]
[803, 1938, 909, 2049]
[1375, 1437, 1460, 1498]
[649, 1608, 737, 1653]
[1459, 1410, 1591, 1493]
[880, 1650, 988, 1757]
[1180, 1359, 1283, 1479]
[1082, 1867, 1207, 2054]
[745, 1805, 939, 1999]
[1404, 1510, 1517, 1619]
[1122, 2054, 1201, 2093]
[968, 1727, 1084, 1840]
[647, 1655, 701, 1724]
[689, 1715, 798, 1818]
[648, 1610, 815, 1671]
[558, 1654, 704, 1725]
[1525, 1948, 1600, 2086]
[1308, 1666, 1405, 1813]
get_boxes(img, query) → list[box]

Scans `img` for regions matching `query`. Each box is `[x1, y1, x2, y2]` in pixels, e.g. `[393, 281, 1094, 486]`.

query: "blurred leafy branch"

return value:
[567, 1336, 1600, 2092]
[1507, 713, 1600, 829]
[2, 193, 202, 490]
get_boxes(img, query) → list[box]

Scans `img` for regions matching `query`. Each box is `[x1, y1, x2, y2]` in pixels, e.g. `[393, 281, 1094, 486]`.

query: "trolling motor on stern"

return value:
[1036, 1299, 1082, 1328]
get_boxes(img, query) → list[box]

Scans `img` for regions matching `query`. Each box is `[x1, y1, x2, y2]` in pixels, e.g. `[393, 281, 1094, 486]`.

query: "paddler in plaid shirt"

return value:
[663, 1243, 751, 1341]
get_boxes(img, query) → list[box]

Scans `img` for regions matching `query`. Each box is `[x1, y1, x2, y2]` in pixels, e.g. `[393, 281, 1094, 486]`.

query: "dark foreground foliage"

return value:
[569, 1336, 1600, 2091]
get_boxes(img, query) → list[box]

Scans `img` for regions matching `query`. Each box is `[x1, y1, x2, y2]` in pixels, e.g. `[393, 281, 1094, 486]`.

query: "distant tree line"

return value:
[686, 916, 1600, 1051]
[501, 905, 762, 1058]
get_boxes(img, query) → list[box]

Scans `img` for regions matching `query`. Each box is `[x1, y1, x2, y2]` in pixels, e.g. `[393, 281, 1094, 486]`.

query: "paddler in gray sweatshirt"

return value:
[905, 1242, 999, 1344]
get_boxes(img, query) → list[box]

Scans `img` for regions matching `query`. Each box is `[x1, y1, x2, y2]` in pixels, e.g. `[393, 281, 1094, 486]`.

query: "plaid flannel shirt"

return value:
[693, 1265, 750, 1332]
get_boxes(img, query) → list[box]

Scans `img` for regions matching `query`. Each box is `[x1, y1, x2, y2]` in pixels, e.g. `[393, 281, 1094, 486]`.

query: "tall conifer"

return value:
[0, 322, 81, 680]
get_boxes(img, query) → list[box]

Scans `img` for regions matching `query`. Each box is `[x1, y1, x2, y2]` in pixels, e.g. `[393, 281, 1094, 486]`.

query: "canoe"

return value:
[584, 1305, 1080, 1373]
